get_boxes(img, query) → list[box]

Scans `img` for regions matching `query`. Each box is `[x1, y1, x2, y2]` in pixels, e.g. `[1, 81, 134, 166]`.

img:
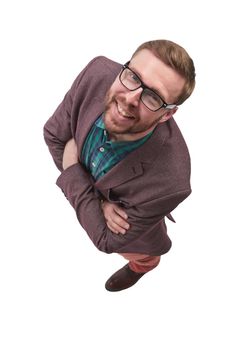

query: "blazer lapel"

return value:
[95, 122, 169, 190]
[76, 97, 104, 156]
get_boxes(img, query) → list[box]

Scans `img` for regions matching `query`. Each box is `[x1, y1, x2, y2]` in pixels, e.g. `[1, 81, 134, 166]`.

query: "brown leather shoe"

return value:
[105, 264, 145, 292]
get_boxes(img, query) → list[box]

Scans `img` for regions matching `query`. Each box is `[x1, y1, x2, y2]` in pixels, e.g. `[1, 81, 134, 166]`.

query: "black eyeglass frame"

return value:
[119, 62, 177, 112]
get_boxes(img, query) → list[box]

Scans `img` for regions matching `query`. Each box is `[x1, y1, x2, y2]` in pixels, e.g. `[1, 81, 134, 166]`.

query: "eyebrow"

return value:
[128, 63, 166, 101]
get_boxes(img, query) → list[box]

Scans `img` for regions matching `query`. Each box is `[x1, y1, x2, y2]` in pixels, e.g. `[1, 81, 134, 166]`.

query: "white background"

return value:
[1, 0, 245, 349]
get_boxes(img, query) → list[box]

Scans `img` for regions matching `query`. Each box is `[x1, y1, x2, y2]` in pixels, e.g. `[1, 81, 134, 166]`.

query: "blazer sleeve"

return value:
[43, 80, 77, 171]
[43, 57, 100, 171]
[56, 163, 191, 254]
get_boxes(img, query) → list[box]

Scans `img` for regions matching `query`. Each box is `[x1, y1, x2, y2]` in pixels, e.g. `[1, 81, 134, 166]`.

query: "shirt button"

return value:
[92, 162, 96, 167]
[99, 147, 105, 152]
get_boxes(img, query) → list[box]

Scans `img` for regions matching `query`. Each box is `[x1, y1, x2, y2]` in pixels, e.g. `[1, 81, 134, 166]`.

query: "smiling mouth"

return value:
[116, 102, 135, 120]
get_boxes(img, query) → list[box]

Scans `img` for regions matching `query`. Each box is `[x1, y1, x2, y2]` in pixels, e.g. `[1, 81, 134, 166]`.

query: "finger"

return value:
[114, 206, 128, 220]
[107, 219, 127, 235]
[110, 213, 130, 231]
[106, 222, 120, 234]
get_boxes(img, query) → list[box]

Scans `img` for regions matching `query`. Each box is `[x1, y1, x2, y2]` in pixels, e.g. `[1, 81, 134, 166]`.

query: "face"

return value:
[104, 49, 186, 142]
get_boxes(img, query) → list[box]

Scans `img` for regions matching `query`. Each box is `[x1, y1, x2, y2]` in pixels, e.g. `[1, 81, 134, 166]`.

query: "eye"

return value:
[146, 90, 161, 102]
[127, 70, 140, 84]
[143, 89, 163, 108]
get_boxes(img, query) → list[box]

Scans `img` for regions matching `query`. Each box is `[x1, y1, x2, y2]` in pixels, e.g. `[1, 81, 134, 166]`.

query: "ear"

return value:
[159, 107, 178, 124]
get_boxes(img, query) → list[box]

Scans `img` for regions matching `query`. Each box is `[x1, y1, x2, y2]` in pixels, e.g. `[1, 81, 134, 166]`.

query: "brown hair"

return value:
[132, 40, 196, 105]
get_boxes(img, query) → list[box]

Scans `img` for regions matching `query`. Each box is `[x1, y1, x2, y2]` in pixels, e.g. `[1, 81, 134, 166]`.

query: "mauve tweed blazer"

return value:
[43, 56, 191, 255]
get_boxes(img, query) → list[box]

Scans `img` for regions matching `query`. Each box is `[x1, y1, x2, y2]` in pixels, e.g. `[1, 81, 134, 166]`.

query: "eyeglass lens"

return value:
[120, 67, 164, 111]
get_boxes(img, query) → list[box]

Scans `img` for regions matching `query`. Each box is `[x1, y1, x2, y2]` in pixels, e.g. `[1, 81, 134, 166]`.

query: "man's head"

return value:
[104, 39, 195, 142]
[131, 40, 196, 105]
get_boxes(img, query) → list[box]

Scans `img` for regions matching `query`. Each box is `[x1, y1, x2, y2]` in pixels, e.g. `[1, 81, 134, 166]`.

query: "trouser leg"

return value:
[119, 253, 161, 273]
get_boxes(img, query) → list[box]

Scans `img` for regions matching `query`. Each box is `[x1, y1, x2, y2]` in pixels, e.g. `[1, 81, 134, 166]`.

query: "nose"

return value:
[124, 88, 143, 107]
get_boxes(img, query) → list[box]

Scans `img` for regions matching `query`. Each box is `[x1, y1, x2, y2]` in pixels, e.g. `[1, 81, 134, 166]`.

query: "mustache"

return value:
[104, 92, 137, 117]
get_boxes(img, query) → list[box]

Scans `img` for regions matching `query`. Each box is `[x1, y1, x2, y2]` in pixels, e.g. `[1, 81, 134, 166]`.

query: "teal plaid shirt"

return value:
[81, 114, 152, 181]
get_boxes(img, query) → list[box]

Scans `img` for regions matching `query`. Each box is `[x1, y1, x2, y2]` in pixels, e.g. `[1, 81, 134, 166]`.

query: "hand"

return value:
[101, 200, 130, 235]
[62, 138, 78, 170]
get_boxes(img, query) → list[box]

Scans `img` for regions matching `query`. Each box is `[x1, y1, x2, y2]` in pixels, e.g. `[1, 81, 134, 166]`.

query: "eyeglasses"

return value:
[119, 63, 176, 112]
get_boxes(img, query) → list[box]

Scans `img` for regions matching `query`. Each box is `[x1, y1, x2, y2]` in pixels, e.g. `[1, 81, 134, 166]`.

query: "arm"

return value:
[43, 88, 74, 172]
[43, 57, 99, 171]
[62, 138, 129, 234]
[56, 162, 190, 254]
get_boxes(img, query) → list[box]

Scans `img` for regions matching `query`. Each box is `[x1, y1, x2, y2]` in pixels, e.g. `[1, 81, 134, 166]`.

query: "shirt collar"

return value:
[95, 114, 106, 130]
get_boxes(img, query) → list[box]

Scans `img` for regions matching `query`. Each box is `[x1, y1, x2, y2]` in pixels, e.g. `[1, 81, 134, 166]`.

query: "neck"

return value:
[108, 127, 155, 142]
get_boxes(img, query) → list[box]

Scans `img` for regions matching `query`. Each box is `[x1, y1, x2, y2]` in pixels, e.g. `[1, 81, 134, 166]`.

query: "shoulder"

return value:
[154, 117, 190, 162]
[71, 56, 121, 99]
[165, 118, 190, 157]
[86, 56, 122, 74]
[155, 118, 191, 191]
[78, 56, 121, 83]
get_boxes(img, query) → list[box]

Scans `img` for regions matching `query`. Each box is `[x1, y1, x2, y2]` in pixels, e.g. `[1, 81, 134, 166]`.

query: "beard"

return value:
[103, 90, 164, 141]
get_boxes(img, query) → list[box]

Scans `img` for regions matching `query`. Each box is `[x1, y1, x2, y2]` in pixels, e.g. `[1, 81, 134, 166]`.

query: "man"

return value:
[43, 39, 196, 292]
